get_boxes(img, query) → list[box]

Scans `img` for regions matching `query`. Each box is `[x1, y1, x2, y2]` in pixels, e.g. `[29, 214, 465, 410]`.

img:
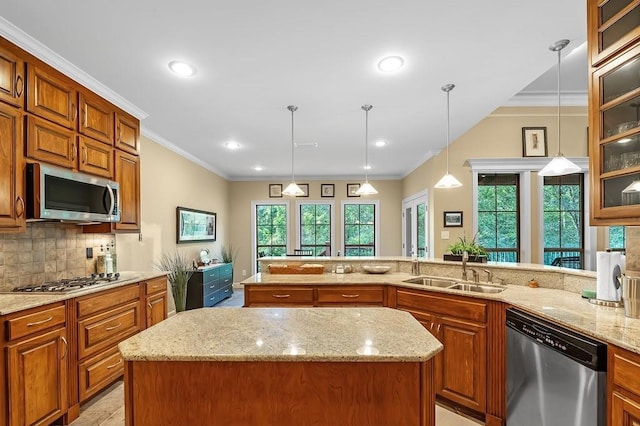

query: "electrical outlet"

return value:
[441, 231, 450, 240]
[86, 247, 93, 259]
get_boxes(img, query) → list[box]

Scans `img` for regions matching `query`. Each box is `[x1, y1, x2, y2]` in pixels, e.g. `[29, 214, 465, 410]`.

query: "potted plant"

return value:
[220, 243, 237, 264]
[444, 233, 488, 263]
[156, 251, 195, 312]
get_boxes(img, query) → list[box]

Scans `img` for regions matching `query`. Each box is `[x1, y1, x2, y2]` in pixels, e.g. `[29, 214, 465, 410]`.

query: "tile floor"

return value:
[70, 286, 482, 425]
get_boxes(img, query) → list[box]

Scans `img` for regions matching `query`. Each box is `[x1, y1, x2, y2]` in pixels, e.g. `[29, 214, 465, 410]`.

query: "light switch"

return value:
[441, 231, 450, 240]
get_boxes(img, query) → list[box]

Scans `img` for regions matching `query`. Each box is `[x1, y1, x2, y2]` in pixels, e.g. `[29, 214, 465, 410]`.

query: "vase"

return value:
[172, 277, 188, 312]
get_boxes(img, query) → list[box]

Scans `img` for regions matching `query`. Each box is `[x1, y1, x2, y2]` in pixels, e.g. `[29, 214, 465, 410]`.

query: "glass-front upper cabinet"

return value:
[589, 0, 640, 66]
[589, 0, 640, 225]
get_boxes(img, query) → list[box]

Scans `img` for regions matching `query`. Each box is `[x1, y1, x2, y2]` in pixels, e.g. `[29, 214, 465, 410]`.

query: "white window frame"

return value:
[467, 157, 594, 268]
[251, 200, 291, 275]
[340, 199, 381, 256]
[295, 200, 336, 256]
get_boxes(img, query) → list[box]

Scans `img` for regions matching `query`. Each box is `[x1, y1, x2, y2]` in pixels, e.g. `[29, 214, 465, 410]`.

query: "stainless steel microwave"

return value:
[26, 163, 120, 223]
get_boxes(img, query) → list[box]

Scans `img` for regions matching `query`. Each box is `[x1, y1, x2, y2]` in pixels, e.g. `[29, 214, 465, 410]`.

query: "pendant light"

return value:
[282, 105, 305, 197]
[434, 84, 463, 189]
[538, 39, 581, 177]
[355, 105, 378, 196]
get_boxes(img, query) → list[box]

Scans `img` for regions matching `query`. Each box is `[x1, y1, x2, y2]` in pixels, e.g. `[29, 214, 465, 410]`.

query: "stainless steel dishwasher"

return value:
[506, 308, 607, 426]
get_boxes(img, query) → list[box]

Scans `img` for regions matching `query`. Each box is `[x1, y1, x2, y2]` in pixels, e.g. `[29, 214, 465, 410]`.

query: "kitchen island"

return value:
[118, 307, 443, 426]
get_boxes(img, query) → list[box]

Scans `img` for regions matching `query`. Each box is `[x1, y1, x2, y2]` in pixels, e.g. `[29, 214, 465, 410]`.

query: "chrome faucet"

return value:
[461, 251, 469, 281]
[469, 268, 479, 283]
[483, 269, 493, 283]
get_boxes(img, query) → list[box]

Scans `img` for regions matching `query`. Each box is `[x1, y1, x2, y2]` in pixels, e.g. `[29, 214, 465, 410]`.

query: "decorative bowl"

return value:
[362, 265, 392, 274]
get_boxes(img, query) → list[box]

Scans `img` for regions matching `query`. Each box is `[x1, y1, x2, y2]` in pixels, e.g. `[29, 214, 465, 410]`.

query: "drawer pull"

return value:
[61, 336, 68, 359]
[209, 285, 216, 289]
[15, 196, 25, 218]
[147, 303, 153, 310]
[106, 359, 123, 369]
[27, 316, 53, 327]
[71, 103, 77, 122]
[430, 323, 434, 330]
[105, 322, 122, 331]
[15, 74, 24, 97]
[224, 289, 229, 293]
[272, 294, 290, 299]
[82, 146, 87, 163]
[341, 294, 360, 298]
[437, 324, 441, 333]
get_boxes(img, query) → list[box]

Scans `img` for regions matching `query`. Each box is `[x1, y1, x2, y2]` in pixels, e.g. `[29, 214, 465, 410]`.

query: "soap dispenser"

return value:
[104, 246, 114, 274]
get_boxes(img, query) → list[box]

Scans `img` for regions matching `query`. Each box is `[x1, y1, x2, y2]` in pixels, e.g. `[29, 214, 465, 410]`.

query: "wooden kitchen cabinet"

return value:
[26, 114, 76, 169]
[5, 303, 68, 426]
[316, 285, 385, 306]
[395, 288, 487, 414]
[79, 90, 114, 145]
[588, 0, 640, 225]
[144, 276, 168, 328]
[0, 102, 25, 232]
[609, 345, 640, 426]
[0, 39, 25, 108]
[26, 62, 78, 129]
[78, 135, 114, 178]
[115, 109, 140, 155]
[245, 285, 314, 306]
[244, 284, 385, 307]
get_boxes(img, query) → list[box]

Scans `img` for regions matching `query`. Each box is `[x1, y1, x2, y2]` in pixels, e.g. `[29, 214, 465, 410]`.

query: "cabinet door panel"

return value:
[79, 91, 114, 144]
[612, 391, 640, 426]
[78, 346, 123, 402]
[26, 63, 77, 128]
[0, 102, 24, 230]
[78, 135, 114, 178]
[437, 316, 486, 412]
[115, 111, 139, 154]
[0, 42, 24, 108]
[146, 292, 167, 328]
[26, 115, 76, 168]
[115, 150, 140, 231]
[7, 328, 68, 426]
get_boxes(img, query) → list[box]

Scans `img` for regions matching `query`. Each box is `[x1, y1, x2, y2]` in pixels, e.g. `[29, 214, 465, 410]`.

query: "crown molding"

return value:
[141, 127, 229, 179]
[0, 16, 148, 120]
[504, 91, 587, 107]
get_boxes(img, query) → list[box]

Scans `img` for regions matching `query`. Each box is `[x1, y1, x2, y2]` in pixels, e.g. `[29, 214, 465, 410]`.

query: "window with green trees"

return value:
[543, 174, 584, 269]
[609, 226, 626, 251]
[477, 174, 520, 262]
[343, 203, 376, 256]
[299, 203, 332, 256]
[256, 204, 287, 271]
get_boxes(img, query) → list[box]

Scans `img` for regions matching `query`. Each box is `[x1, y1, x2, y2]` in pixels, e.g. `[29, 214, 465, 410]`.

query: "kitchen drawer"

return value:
[202, 268, 219, 283]
[78, 346, 123, 402]
[247, 286, 314, 305]
[611, 346, 640, 397]
[77, 301, 140, 359]
[218, 263, 233, 278]
[203, 278, 222, 296]
[316, 286, 384, 304]
[396, 288, 487, 324]
[145, 276, 167, 296]
[76, 284, 140, 318]
[6, 303, 66, 341]
[203, 286, 234, 307]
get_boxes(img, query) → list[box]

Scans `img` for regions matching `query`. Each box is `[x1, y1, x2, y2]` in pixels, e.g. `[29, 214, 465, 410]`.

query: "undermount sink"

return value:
[403, 276, 458, 288]
[447, 283, 506, 294]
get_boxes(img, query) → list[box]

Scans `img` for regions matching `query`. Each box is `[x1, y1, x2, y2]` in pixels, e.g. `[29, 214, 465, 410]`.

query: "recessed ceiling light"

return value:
[168, 61, 196, 77]
[377, 56, 404, 72]
[375, 140, 387, 147]
[253, 165, 263, 171]
[364, 165, 372, 170]
[225, 141, 241, 150]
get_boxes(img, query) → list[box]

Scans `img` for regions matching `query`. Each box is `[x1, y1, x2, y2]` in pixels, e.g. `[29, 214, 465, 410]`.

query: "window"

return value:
[297, 202, 334, 256]
[609, 226, 626, 252]
[477, 174, 520, 262]
[543, 174, 584, 269]
[342, 201, 380, 256]
[255, 203, 288, 271]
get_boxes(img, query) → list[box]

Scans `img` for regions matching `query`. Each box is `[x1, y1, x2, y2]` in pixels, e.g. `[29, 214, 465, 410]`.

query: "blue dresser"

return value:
[186, 263, 233, 309]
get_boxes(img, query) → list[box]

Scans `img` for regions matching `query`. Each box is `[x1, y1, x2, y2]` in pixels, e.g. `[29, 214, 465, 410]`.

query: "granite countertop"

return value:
[0, 271, 168, 315]
[242, 271, 640, 355]
[118, 307, 443, 362]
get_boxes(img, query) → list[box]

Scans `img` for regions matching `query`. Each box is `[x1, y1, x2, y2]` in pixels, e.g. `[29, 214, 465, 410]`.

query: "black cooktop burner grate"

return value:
[12, 273, 121, 292]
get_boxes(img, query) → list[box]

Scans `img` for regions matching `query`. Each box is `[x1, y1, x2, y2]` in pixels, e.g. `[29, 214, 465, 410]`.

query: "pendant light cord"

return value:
[557, 47, 561, 156]
[446, 89, 451, 174]
[365, 107, 369, 181]
[288, 105, 298, 182]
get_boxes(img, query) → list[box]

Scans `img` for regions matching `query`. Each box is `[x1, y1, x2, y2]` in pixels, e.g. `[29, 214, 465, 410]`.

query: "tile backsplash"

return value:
[0, 222, 117, 291]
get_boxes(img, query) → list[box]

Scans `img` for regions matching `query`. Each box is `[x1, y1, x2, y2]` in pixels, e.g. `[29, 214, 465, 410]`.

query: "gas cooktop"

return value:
[11, 273, 122, 293]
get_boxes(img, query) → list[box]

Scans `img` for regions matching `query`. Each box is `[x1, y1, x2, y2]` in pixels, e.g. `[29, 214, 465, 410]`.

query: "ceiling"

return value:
[0, 0, 588, 180]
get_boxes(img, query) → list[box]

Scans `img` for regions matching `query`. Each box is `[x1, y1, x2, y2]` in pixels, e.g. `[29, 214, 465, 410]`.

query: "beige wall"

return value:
[403, 106, 592, 260]
[228, 179, 403, 278]
[115, 136, 230, 273]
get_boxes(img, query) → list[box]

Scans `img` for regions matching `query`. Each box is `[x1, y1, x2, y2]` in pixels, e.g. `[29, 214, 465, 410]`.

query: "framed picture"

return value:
[522, 127, 548, 157]
[321, 184, 335, 198]
[299, 183, 309, 197]
[443, 211, 463, 227]
[347, 183, 361, 197]
[269, 184, 282, 198]
[177, 206, 216, 244]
